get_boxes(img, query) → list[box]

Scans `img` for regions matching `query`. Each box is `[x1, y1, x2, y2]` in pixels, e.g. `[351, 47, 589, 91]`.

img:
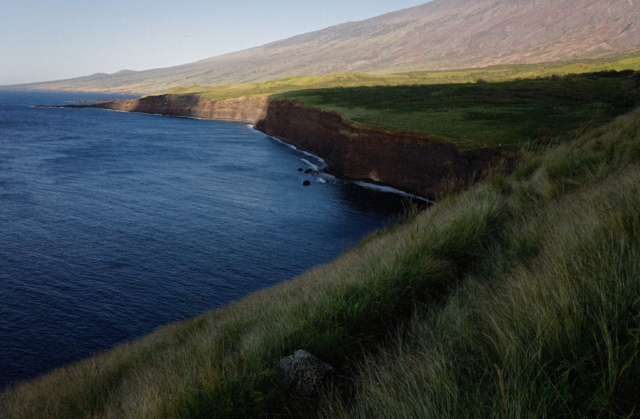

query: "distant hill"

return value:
[10, 0, 640, 94]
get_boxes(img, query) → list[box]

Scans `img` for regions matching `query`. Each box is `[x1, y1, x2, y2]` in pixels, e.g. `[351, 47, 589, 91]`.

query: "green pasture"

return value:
[278, 71, 640, 150]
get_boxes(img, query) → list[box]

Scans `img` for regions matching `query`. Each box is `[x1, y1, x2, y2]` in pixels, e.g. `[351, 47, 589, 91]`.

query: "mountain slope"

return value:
[11, 0, 640, 94]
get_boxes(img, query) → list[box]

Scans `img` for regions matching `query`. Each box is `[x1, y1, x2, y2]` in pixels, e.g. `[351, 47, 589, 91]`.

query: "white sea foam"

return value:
[267, 134, 297, 150]
[300, 159, 319, 170]
[351, 181, 432, 203]
[97, 108, 213, 121]
[320, 173, 337, 182]
[258, 131, 431, 200]
[265, 134, 327, 169]
[299, 150, 327, 167]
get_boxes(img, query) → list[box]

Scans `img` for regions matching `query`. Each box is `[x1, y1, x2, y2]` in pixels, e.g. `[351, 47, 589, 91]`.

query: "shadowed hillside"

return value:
[9, 0, 640, 94]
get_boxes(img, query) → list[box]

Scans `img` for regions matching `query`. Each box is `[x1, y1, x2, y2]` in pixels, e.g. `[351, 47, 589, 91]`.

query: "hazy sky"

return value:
[0, 0, 431, 86]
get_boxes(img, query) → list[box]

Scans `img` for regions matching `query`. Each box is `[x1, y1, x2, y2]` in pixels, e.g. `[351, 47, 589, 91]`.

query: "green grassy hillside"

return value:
[278, 71, 640, 151]
[167, 55, 640, 102]
[326, 108, 640, 419]
[170, 67, 640, 152]
[2, 88, 640, 417]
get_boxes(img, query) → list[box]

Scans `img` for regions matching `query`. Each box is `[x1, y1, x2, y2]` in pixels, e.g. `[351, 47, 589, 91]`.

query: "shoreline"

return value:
[261, 129, 432, 203]
[41, 94, 503, 199]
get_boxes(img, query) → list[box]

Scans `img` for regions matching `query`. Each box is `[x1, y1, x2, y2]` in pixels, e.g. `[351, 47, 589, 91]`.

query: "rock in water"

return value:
[304, 169, 313, 174]
[302, 180, 311, 186]
[277, 350, 334, 394]
[298, 168, 304, 172]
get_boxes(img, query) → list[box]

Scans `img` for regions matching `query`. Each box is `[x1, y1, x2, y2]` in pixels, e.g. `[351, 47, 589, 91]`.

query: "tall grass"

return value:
[322, 108, 640, 419]
[1, 107, 639, 418]
[0, 171, 508, 418]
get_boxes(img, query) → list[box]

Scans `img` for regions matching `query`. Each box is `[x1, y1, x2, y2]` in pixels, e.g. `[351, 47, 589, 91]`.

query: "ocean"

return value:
[0, 90, 410, 389]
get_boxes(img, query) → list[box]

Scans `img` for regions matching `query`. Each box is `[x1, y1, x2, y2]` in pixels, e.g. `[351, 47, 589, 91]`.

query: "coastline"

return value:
[42, 94, 503, 199]
[261, 129, 433, 203]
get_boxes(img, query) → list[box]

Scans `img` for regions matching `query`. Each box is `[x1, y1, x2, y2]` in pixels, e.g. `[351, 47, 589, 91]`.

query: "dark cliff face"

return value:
[255, 99, 501, 198]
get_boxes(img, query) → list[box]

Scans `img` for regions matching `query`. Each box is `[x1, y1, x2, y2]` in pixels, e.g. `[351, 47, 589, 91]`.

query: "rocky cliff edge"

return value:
[73, 94, 501, 198]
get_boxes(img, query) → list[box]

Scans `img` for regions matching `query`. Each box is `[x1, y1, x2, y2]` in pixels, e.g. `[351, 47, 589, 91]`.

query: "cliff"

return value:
[256, 99, 500, 198]
[92, 94, 270, 122]
[57, 95, 500, 198]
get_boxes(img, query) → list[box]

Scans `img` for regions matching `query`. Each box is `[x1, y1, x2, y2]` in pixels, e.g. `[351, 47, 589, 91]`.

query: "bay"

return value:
[0, 90, 409, 389]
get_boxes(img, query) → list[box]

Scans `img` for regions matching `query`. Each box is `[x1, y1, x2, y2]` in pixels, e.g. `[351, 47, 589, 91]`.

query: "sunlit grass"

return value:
[167, 53, 640, 102]
[278, 71, 640, 151]
[168, 67, 640, 152]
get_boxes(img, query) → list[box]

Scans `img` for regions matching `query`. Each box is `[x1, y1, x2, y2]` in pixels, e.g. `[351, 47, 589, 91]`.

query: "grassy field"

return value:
[278, 71, 640, 150]
[167, 54, 640, 102]
[372, 54, 640, 81]
[2, 91, 640, 417]
[169, 65, 640, 152]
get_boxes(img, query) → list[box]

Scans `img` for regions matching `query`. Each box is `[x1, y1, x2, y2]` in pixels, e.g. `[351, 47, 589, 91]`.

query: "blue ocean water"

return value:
[0, 90, 410, 389]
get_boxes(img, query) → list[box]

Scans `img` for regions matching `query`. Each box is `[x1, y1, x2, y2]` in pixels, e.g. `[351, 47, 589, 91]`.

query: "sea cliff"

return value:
[255, 99, 501, 197]
[79, 94, 501, 198]
[92, 94, 270, 122]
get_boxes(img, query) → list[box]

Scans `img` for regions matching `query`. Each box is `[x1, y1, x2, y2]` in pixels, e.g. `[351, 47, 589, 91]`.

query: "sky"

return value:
[0, 0, 431, 86]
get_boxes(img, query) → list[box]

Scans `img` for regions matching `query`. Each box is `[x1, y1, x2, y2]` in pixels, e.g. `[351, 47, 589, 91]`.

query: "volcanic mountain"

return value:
[13, 0, 640, 94]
